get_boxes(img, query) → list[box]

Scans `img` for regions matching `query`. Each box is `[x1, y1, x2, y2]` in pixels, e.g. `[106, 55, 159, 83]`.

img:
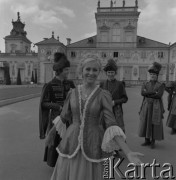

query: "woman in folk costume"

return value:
[46, 55, 143, 180]
[138, 62, 165, 149]
[39, 52, 75, 167]
[165, 81, 176, 134]
[100, 59, 128, 133]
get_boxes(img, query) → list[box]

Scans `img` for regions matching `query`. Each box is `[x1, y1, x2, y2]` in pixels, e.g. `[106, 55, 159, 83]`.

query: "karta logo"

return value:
[103, 157, 175, 179]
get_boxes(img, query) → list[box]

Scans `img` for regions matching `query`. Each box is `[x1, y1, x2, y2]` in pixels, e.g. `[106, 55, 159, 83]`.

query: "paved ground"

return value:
[0, 85, 42, 101]
[0, 87, 176, 180]
[0, 98, 53, 180]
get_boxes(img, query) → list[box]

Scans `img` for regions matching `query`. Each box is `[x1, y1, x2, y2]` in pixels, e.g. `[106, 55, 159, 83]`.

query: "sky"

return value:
[1, 0, 176, 53]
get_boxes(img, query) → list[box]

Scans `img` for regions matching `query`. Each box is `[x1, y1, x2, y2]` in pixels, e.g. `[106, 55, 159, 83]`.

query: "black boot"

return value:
[141, 138, 151, 146]
[150, 140, 155, 149]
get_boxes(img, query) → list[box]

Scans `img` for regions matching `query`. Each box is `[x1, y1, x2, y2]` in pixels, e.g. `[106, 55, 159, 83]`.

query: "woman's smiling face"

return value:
[82, 61, 100, 84]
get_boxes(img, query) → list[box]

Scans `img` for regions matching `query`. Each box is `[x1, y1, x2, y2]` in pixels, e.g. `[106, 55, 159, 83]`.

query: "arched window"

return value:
[112, 24, 121, 42]
[10, 44, 17, 53]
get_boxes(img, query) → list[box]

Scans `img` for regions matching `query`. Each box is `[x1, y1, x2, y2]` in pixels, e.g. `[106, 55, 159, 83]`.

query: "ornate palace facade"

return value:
[1, 1, 176, 85]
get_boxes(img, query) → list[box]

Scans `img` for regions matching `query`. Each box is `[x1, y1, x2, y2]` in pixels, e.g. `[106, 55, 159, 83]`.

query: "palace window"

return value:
[158, 51, 164, 58]
[25, 46, 28, 53]
[46, 50, 51, 55]
[138, 37, 145, 44]
[88, 38, 94, 44]
[112, 24, 121, 42]
[71, 51, 76, 58]
[10, 44, 17, 53]
[41, 49, 45, 54]
[113, 52, 119, 58]
[102, 52, 107, 58]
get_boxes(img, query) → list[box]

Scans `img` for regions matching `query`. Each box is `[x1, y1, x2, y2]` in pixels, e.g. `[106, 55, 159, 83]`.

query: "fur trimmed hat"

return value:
[148, 62, 162, 75]
[53, 52, 70, 71]
[103, 59, 117, 72]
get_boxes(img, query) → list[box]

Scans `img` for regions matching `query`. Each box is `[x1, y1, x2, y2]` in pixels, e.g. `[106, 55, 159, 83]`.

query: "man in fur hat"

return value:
[39, 52, 75, 167]
[100, 59, 128, 132]
[165, 81, 176, 135]
[138, 62, 165, 149]
[100, 59, 128, 157]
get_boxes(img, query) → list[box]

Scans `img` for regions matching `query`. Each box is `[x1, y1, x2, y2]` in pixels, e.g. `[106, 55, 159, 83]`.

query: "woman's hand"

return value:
[114, 136, 144, 165]
[127, 151, 144, 165]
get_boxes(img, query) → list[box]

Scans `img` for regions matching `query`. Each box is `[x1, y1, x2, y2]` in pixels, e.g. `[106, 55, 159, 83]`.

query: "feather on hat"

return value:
[103, 59, 117, 72]
[53, 52, 70, 71]
[148, 62, 162, 75]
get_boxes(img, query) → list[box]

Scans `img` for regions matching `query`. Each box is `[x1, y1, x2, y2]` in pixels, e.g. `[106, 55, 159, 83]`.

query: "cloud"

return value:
[83, 32, 96, 39]
[0, 0, 11, 3]
[85, 11, 96, 24]
[10, 4, 39, 16]
[140, 0, 176, 26]
[170, 7, 176, 16]
[0, 0, 41, 6]
[55, 6, 75, 18]
[9, 2, 67, 29]
[138, 0, 176, 43]
[33, 10, 67, 28]
[139, 0, 161, 26]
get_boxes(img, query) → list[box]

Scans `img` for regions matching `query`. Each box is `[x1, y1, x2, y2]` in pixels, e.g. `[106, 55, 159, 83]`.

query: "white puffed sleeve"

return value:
[53, 116, 66, 138]
[52, 89, 73, 137]
[101, 126, 126, 153]
[100, 90, 126, 152]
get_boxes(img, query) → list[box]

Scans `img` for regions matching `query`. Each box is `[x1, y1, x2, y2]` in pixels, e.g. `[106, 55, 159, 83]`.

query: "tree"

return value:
[34, 69, 37, 84]
[31, 70, 35, 83]
[17, 68, 22, 85]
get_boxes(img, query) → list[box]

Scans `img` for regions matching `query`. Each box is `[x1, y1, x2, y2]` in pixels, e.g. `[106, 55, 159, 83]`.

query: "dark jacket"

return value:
[100, 79, 128, 131]
[39, 77, 75, 167]
[39, 78, 75, 138]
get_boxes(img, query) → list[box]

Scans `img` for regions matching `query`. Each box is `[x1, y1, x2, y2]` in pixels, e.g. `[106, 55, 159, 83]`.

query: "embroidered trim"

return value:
[79, 85, 107, 162]
[56, 147, 107, 162]
[56, 88, 81, 159]
[57, 85, 107, 162]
